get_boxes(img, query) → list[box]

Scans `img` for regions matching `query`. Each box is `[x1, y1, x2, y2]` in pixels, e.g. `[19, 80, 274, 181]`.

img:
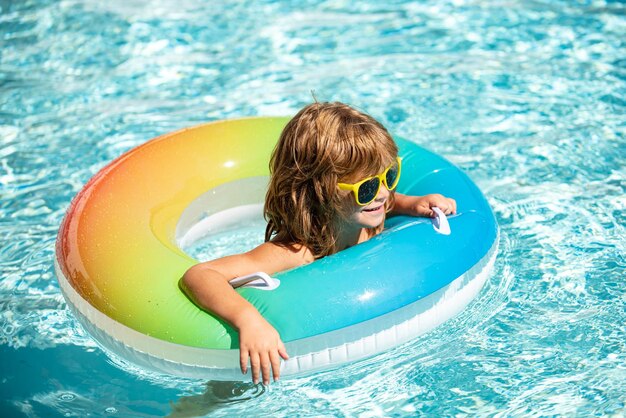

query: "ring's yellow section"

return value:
[56, 117, 289, 347]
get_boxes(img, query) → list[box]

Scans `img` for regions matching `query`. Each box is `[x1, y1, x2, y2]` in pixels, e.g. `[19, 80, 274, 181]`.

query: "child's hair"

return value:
[264, 101, 398, 258]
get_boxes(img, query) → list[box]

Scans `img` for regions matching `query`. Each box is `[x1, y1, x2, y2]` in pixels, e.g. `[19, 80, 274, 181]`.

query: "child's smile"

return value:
[362, 203, 384, 213]
[349, 185, 390, 229]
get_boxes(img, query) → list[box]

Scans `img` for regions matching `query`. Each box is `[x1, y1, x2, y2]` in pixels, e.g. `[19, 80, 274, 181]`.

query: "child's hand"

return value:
[397, 193, 457, 218]
[414, 194, 456, 217]
[237, 309, 289, 385]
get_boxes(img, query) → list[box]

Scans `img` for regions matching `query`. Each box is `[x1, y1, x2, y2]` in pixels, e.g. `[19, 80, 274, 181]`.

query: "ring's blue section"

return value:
[241, 138, 498, 342]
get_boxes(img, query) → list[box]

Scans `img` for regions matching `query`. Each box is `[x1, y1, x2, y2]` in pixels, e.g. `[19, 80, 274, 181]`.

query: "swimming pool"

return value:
[1, 0, 624, 416]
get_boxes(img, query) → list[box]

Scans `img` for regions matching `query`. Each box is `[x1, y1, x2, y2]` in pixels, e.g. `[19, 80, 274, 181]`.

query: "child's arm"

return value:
[180, 243, 310, 385]
[390, 193, 457, 217]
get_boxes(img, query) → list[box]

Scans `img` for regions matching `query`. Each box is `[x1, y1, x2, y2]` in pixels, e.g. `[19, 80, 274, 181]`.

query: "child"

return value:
[180, 102, 456, 386]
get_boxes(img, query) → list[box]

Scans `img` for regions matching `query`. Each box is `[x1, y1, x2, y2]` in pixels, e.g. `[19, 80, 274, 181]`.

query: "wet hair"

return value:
[264, 101, 398, 258]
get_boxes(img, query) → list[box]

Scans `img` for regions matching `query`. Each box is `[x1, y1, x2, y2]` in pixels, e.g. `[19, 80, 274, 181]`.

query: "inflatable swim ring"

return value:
[55, 117, 498, 380]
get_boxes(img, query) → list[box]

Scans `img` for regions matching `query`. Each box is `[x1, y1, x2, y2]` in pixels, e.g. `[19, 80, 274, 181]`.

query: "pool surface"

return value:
[1, 0, 625, 416]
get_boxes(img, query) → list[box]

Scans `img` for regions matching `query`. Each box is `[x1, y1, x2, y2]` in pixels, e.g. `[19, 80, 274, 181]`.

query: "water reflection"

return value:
[168, 381, 265, 417]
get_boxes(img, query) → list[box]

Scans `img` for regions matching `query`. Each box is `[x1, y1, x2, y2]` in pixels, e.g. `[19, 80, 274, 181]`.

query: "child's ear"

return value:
[385, 192, 396, 213]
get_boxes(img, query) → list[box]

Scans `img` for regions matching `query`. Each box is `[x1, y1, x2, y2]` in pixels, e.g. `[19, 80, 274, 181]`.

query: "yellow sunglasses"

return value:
[338, 157, 402, 206]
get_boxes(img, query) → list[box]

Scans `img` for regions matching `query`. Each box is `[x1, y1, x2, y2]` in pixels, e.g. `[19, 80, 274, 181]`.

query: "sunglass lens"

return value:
[386, 163, 399, 189]
[357, 177, 380, 204]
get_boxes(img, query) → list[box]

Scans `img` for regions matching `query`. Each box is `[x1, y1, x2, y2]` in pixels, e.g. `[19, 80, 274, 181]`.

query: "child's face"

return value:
[342, 181, 390, 229]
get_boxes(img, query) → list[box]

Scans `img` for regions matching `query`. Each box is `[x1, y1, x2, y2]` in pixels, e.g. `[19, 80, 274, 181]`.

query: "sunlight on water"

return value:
[184, 219, 267, 262]
[1, 0, 625, 416]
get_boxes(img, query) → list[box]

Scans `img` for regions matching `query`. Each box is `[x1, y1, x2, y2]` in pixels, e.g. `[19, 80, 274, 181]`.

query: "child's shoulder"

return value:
[248, 241, 315, 274]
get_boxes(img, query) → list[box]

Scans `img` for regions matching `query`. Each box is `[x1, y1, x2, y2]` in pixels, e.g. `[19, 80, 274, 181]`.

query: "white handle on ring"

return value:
[431, 207, 451, 235]
[229, 272, 280, 291]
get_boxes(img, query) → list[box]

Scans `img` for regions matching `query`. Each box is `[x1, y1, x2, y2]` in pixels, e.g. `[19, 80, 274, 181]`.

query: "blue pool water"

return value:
[1, 0, 625, 416]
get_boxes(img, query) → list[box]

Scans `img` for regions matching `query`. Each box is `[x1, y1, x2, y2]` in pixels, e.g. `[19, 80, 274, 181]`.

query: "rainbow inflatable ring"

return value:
[55, 117, 498, 380]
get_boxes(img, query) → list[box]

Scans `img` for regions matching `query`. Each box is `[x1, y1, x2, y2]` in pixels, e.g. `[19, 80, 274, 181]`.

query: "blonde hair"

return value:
[264, 102, 398, 258]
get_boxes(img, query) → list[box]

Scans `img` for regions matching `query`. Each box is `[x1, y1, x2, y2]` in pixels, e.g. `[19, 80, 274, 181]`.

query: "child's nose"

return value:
[376, 183, 390, 201]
